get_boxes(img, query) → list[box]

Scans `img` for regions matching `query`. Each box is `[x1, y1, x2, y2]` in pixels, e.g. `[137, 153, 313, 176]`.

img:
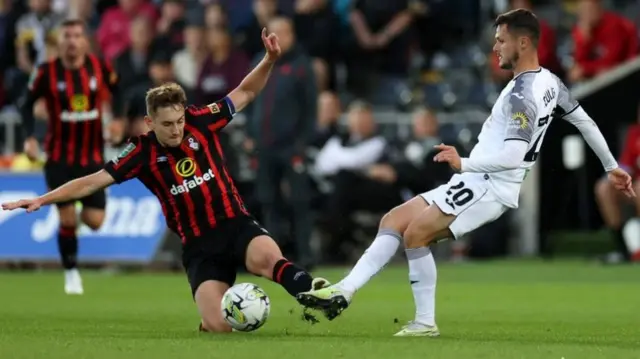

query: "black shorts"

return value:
[44, 161, 106, 209]
[182, 216, 270, 297]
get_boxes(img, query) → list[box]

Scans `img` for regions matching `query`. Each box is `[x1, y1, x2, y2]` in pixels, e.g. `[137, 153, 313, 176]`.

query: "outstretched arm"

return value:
[562, 106, 618, 171]
[2, 170, 115, 212]
[563, 106, 634, 197]
[225, 28, 282, 113]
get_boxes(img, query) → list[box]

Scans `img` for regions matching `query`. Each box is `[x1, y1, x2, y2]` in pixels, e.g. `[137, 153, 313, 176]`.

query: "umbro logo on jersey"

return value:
[157, 156, 168, 163]
[188, 137, 200, 151]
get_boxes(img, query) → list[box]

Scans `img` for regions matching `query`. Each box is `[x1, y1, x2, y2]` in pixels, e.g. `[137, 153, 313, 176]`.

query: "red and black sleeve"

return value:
[104, 136, 145, 183]
[20, 63, 49, 138]
[185, 97, 236, 132]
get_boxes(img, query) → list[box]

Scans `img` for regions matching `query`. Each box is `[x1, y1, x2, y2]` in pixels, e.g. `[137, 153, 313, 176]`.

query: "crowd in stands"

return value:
[0, 0, 638, 263]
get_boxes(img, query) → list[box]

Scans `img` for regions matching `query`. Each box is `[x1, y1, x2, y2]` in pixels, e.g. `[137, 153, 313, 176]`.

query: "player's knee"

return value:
[201, 317, 232, 333]
[80, 210, 105, 231]
[380, 198, 427, 235]
[380, 206, 409, 234]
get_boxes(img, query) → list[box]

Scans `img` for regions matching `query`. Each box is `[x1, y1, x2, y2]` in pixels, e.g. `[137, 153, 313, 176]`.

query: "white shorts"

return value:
[420, 173, 509, 239]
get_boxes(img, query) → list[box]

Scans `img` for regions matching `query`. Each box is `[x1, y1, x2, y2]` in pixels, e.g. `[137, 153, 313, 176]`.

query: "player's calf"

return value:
[244, 235, 315, 297]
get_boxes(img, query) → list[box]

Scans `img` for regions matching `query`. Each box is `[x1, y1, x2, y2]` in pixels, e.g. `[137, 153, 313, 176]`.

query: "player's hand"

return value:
[23, 136, 40, 161]
[608, 167, 635, 198]
[433, 143, 461, 172]
[1, 198, 43, 213]
[262, 28, 282, 62]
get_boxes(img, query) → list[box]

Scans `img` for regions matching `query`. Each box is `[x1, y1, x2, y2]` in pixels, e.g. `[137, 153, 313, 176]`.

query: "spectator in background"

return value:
[490, 0, 562, 85]
[314, 101, 386, 177]
[68, 0, 100, 32]
[312, 91, 342, 148]
[366, 108, 451, 197]
[204, 2, 228, 28]
[569, 0, 638, 83]
[246, 17, 317, 268]
[194, 25, 249, 105]
[594, 103, 640, 264]
[173, 23, 206, 96]
[347, 0, 413, 95]
[293, 0, 340, 91]
[97, 0, 158, 60]
[314, 101, 387, 262]
[119, 51, 174, 137]
[112, 15, 156, 118]
[15, 0, 64, 73]
[237, 0, 280, 60]
[0, 0, 21, 75]
[155, 0, 186, 54]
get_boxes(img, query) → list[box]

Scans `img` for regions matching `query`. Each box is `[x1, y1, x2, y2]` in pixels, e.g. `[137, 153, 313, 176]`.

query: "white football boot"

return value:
[64, 269, 84, 295]
[393, 321, 440, 337]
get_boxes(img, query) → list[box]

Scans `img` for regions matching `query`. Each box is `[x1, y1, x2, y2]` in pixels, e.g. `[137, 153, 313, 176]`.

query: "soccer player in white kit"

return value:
[296, 8, 636, 336]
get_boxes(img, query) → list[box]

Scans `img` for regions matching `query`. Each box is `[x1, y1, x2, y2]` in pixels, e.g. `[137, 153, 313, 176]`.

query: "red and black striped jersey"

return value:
[103, 97, 249, 242]
[22, 54, 118, 166]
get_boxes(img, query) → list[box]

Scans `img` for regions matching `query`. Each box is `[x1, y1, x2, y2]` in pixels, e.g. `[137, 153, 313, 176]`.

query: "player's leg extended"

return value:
[594, 177, 630, 261]
[57, 204, 83, 295]
[195, 280, 233, 333]
[396, 177, 507, 337]
[244, 235, 328, 296]
[296, 197, 428, 319]
[393, 204, 454, 337]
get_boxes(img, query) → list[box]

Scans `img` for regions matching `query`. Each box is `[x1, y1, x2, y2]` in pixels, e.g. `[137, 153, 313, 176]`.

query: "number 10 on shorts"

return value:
[444, 181, 475, 210]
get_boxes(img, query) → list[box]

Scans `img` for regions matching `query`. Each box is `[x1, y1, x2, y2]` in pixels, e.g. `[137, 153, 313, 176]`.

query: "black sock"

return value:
[58, 226, 78, 269]
[613, 229, 631, 261]
[272, 259, 313, 297]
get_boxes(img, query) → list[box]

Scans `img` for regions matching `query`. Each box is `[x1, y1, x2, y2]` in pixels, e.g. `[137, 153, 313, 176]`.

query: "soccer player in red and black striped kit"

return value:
[4, 29, 330, 332]
[19, 19, 123, 295]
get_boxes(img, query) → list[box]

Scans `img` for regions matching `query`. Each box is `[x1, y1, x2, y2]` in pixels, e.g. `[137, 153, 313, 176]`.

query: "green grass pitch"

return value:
[0, 261, 638, 359]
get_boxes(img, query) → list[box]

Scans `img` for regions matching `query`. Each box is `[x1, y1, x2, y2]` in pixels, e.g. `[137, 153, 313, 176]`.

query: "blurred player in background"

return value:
[594, 102, 640, 263]
[20, 19, 122, 295]
[4, 29, 330, 333]
[297, 9, 634, 336]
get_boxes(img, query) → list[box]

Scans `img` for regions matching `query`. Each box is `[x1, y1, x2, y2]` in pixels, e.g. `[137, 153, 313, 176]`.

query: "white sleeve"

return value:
[563, 106, 618, 172]
[333, 137, 386, 170]
[314, 137, 343, 176]
[460, 140, 528, 173]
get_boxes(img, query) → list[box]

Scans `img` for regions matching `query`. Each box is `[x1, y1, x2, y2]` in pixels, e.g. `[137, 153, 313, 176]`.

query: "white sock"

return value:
[337, 229, 402, 298]
[406, 247, 437, 326]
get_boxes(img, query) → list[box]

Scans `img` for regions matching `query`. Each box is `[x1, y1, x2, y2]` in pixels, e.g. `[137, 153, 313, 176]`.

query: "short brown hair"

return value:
[494, 9, 540, 46]
[145, 83, 187, 116]
[60, 18, 88, 33]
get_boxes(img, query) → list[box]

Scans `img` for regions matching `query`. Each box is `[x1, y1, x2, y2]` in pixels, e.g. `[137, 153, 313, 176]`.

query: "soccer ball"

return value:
[221, 283, 271, 332]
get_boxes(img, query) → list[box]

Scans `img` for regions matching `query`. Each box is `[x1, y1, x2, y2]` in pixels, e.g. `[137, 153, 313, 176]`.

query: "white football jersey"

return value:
[468, 67, 579, 207]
